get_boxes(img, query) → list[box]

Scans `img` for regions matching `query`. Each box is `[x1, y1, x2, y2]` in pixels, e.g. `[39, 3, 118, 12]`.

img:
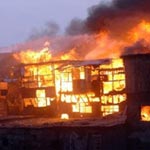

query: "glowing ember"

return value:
[141, 106, 150, 121]
[61, 113, 69, 120]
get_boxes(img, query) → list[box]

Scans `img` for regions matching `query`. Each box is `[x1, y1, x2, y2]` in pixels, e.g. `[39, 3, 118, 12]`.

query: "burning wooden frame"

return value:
[19, 58, 126, 117]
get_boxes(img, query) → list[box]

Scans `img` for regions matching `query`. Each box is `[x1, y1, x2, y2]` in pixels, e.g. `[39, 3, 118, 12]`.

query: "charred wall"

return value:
[123, 54, 150, 125]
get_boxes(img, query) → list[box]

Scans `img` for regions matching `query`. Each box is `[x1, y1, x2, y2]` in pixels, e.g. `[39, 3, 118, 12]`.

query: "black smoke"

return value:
[28, 21, 60, 40]
[86, 0, 150, 36]
[123, 40, 150, 55]
[24, 0, 150, 58]
[65, 18, 87, 35]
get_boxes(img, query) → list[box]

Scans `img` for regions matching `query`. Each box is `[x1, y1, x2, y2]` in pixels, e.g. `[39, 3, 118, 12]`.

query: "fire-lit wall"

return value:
[0, 82, 8, 116]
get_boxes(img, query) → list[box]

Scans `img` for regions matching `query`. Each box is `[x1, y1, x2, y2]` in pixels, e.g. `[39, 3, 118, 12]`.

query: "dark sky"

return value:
[0, 0, 110, 47]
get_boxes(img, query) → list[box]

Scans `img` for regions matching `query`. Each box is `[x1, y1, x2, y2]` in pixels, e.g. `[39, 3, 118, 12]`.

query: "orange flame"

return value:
[141, 106, 150, 121]
[128, 20, 150, 42]
[13, 20, 150, 116]
[61, 113, 69, 120]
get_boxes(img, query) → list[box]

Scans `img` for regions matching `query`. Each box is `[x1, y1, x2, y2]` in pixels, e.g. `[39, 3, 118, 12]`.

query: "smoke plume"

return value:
[28, 21, 60, 40]
[14, 0, 150, 61]
[86, 0, 150, 36]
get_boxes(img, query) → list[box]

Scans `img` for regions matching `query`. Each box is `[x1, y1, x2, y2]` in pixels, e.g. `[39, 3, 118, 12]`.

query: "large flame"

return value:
[86, 20, 150, 59]
[13, 20, 150, 116]
[129, 20, 150, 42]
[14, 43, 52, 64]
[14, 20, 150, 62]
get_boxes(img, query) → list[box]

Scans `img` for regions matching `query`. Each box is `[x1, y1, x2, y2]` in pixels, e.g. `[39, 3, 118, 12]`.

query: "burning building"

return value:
[1, 0, 150, 150]
[11, 20, 150, 119]
[0, 52, 146, 150]
[15, 54, 126, 118]
[10, 48, 150, 123]
[0, 2, 147, 136]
